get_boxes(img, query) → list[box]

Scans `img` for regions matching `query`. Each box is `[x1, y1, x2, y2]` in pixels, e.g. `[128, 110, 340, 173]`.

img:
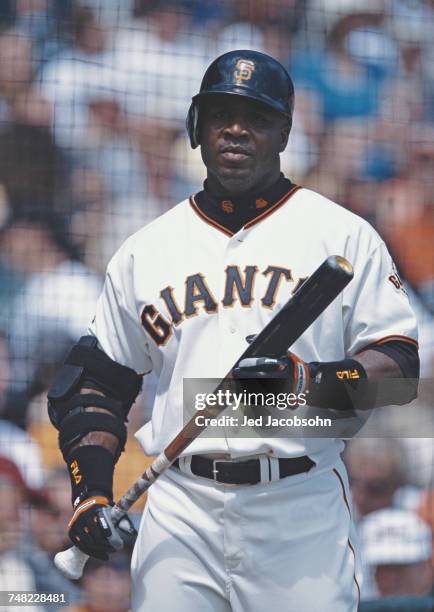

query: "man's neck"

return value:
[194, 173, 294, 235]
[205, 168, 282, 201]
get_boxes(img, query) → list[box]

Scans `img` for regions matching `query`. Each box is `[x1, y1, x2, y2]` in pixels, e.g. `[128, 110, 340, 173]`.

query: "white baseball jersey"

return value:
[88, 185, 417, 462]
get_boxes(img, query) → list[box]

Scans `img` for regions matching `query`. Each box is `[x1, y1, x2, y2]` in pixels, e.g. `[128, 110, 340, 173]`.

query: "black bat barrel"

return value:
[239, 255, 354, 360]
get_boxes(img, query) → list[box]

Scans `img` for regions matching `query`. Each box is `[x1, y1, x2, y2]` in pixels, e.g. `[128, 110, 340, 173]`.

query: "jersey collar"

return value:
[189, 174, 301, 237]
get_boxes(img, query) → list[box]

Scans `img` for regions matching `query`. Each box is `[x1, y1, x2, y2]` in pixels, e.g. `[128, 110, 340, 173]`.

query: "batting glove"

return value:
[68, 496, 136, 560]
[233, 350, 310, 396]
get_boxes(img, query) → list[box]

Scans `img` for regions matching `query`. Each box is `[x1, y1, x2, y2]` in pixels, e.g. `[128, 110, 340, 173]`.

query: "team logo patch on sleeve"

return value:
[388, 263, 407, 295]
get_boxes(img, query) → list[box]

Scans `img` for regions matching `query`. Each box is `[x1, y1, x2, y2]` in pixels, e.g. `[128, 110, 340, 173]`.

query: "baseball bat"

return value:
[54, 255, 353, 579]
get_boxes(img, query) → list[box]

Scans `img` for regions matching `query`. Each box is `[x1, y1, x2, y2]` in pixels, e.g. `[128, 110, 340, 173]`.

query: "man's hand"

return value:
[68, 496, 136, 560]
[233, 350, 310, 396]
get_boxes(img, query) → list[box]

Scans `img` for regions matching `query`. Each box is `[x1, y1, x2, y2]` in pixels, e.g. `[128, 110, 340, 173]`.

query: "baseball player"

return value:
[48, 51, 419, 611]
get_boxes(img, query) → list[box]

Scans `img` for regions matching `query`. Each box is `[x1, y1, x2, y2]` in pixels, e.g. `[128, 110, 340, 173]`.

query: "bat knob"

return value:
[54, 546, 89, 580]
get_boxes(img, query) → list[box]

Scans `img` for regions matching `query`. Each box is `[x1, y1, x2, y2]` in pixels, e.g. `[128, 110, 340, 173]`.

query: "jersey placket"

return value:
[217, 228, 251, 447]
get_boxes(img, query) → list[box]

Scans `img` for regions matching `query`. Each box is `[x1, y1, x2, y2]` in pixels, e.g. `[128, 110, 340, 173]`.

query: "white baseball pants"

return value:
[131, 456, 360, 611]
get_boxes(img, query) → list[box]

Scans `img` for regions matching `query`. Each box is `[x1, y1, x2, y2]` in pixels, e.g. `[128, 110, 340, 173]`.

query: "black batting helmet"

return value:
[186, 50, 294, 149]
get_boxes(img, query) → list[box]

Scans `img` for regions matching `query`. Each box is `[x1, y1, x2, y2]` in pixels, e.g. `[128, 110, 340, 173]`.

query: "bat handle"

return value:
[54, 546, 89, 580]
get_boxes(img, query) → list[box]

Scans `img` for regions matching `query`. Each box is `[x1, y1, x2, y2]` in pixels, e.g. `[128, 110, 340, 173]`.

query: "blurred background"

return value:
[0, 0, 433, 610]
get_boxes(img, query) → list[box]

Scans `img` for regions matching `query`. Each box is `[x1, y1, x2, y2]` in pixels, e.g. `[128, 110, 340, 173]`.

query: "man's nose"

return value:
[223, 114, 249, 138]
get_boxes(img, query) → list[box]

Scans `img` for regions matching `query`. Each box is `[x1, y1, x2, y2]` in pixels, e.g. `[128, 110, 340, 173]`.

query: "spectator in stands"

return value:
[113, 0, 207, 206]
[361, 509, 433, 599]
[0, 28, 32, 113]
[116, 0, 207, 127]
[0, 333, 10, 408]
[13, 0, 68, 63]
[290, 6, 394, 122]
[417, 489, 434, 569]
[222, 0, 303, 61]
[28, 468, 71, 556]
[22, 468, 81, 606]
[81, 95, 148, 204]
[73, 0, 134, 27]
[67, 168, 112, 273]
[380, 0, 433, 126]
[375, 126, 434, 313]
[0, 96, 64, 211]
[344, 438, 405, 520]
[0, 254, 26, 334]
[0, 456, 41, 600]
[75, 94, 158, 256]
[0, 208, 101, 395]
[0, 328, 28, 429]
[39, 5, 115, 151]
[67, 553, 131, 612]
[0, 418, 45, 486]
[300, 118, 364, 203]
[0, 28, 64, 209]
[0, 332, 45, 484]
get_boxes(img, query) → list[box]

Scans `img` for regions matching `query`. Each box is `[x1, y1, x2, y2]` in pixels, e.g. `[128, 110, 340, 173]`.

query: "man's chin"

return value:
[217, 168, 255, 193]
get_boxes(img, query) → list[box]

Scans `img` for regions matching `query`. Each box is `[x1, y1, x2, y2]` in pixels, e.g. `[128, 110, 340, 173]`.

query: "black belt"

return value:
[173, 455, 315, 485]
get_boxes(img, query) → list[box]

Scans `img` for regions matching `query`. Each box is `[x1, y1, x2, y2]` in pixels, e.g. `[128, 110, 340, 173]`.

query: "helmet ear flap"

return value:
[186, 101, 200, 149]
[279, 117, 292, 153]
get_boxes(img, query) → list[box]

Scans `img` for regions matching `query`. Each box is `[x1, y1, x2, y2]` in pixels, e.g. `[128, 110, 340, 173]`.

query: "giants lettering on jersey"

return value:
[141, 265, 307, 346]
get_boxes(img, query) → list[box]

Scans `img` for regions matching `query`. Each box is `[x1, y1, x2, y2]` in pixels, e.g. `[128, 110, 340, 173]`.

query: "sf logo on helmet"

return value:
[234, 59, 255, 83]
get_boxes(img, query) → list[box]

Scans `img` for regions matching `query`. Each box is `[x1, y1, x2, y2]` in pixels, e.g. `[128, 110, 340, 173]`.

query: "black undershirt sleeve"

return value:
[362, 339, 420, 379]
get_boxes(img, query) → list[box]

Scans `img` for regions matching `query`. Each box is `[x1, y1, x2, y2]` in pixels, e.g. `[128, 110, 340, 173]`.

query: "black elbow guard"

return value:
[47, 336, 143, 460]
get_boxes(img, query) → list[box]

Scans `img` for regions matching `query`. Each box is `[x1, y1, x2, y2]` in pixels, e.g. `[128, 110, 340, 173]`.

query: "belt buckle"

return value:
[212, 459, 233, 485]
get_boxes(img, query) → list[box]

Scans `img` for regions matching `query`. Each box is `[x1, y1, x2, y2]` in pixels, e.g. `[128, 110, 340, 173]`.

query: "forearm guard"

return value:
[47, 336, 143, 499]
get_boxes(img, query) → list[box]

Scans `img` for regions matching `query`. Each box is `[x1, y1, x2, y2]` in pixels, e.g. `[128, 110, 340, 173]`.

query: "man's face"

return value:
[347, 458, 399, 517]
[375, 561, 433, 597]
[0, 476, 24, 553]
[30, 474, 72, 553]
[83, 566, 131, 612]
[199, 94, 289, 195]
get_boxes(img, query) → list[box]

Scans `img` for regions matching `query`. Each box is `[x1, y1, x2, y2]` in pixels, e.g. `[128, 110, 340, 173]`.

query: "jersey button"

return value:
[229, 326, 236, 334]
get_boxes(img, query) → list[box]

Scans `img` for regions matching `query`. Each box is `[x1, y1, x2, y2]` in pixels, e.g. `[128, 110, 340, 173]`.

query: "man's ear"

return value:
[279, 121, 291, 152]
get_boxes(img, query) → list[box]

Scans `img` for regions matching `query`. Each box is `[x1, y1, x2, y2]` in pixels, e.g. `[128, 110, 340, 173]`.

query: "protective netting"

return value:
[0, 1, 433, 609]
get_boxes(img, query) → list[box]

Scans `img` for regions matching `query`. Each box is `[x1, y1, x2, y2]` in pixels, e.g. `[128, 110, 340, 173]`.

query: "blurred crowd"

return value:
[0, 0, 433, 610]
